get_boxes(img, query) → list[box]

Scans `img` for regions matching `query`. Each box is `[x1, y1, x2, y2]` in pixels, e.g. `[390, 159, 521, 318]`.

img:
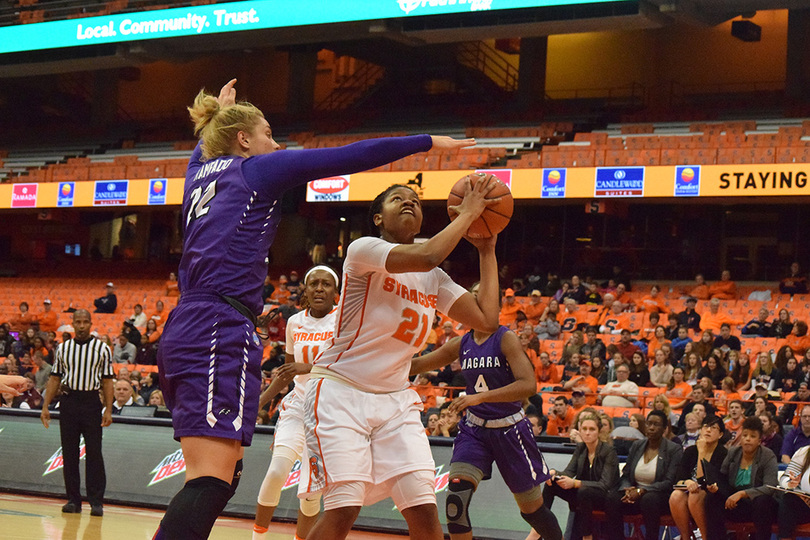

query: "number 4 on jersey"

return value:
[474, 374, 489, 393]
[186, 179, 217, 225]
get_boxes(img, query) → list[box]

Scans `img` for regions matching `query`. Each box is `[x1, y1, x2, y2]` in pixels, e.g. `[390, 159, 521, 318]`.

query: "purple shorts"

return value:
[157, 291, 262, 446]
[450, 416, 551, 494]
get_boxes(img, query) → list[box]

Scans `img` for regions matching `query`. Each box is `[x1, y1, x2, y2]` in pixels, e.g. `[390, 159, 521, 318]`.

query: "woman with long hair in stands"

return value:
[665, 366, 692, 410]
[759, 411, 783, 458]
[747, 352, 779, 392]
[252, 265, 339, 540]
[777, 436, 810, 539]
[652, 394, 680, 429]
[628, 350, 651, 388]
[541, 412, 619, 540]
[682, 352, 702, 386]
[153, 78, 476, 540]
[669, 415, 727, 540]
[772, 308, 794, 339]
[692, 329, 715, 362]
[776, 345, 796, 372]
[730, 351, 752, 389]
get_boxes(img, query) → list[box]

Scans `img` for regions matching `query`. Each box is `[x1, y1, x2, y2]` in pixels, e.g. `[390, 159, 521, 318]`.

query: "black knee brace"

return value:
[158, 476, 232, 540]
[446, 478, 475, 534]
[230, 459, 243, 496]
[521, 506, 562, 540]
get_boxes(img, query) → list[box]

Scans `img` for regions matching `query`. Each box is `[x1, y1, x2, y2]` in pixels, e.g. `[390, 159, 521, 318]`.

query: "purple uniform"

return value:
[450, 327, 551, 493]
[158, 135, 432, 445]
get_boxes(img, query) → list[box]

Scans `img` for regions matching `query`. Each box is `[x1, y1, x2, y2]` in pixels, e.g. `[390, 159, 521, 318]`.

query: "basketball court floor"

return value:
[0, 492, 403, 539]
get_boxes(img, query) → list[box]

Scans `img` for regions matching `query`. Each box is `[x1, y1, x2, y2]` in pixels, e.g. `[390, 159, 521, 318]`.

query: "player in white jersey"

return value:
[303, 176, 501, 540]
[253, 266, 339, 540]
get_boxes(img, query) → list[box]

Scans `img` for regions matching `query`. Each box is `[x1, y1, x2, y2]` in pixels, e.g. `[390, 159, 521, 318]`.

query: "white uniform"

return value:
[303, 236, 466, 502]
[272, 308, 336, 496]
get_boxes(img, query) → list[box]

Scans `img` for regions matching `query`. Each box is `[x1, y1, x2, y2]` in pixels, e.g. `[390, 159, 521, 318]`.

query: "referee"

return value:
[41, 309, 114, 516]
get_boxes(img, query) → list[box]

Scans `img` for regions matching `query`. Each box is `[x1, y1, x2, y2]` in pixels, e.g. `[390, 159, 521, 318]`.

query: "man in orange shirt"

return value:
[708, 270, 737, 300]
[535, 351, 560, 389]
[590, 293, 615, 328]
[724, 400, 745, 447]
[699, 298, 743, 333]
[600, 301, 635, 334]
[435, 320, 458, 348]
[614, 283, 634, 309]
[546, 396, 576, 436]
[8, 302, 35, 333]
[498, 288, 521, 326]
[563, 360, 599, 405]
[148, 300, 167, 329]
[689, 274, 710, 301]
[560, 298, 589, 333]
[37, 299, 59, 334]
[524, 290, 547, 326]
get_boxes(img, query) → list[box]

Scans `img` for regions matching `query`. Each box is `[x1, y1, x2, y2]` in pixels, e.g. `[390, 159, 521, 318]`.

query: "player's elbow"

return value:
[518, 379, 536, 399]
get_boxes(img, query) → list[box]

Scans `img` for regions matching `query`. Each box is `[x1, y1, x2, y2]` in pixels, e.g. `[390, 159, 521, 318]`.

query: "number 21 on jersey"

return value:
[391, 307, 430, 348]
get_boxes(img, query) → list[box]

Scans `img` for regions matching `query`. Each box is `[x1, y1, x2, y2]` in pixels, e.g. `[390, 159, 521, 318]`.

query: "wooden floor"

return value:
[0, 493, 403, 540]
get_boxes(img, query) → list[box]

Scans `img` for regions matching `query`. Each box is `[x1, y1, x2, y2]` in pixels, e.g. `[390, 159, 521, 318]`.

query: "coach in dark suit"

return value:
[41, 310, 114, 516]
[605, 410, 683, 540]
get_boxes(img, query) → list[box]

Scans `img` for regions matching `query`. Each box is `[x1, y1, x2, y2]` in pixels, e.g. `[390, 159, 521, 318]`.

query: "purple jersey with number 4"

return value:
[460, 326, 521, 419]
[179, 135, 432, 315]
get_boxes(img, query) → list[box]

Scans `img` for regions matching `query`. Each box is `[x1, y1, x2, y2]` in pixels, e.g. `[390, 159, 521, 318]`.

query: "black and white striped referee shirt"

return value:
[52, 337, 114, 391]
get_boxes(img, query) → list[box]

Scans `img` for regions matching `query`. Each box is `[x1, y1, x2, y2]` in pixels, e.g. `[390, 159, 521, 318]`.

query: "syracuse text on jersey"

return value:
[382, 277, 438, 309]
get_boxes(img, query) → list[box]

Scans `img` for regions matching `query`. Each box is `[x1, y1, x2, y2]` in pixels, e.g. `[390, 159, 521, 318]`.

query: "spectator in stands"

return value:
[0, 325, 15, 358]
[36, 299, 58, 334]
[263, 309, 286, 347]
[599, 364, 639, 407]
[139, 372, 159, 404]
[670, 415, 727, 540]
[571, 390, 589, 414]
[628, 351, 651, 388]
[165, 272, 179, 297]
[547, 396, 575, 437]
[524, 290, 546, 326]
[725, 400, 745, 447]
[616, 329, 640, 361]
[697, 354, 727, 388]
[713, 323, 741, 355]
[747, 352, 779, 392]
[665, 367, 691, 410]
[29, 336, 51, 365]
[566, 275, 587, 304]
[730, 352, 752, 389]
[148, 300, 167, 328]
[543, 272, 561, 298]
[777, 443, 810, 540]
[277, 293, 299, 321]
[562, 330, 585, 361]
[664, 313, 680, 340]
[526, 413, 544, 438]
[11, 373, 41, 409]
[424, 412, 439, 436]
[128, 304, 147, 329]
[138, 319, 162, 365]
[286, 270, 301, 295]
[543, 411, 619, 540]
[559, 353, 581, 385]
[112, 334, 137, 364]
[782, 404, 810, 464]
[580, 327, 606, 361]
[674, 412, 701, 448]
[780, 262, 808, 296]
[498, 288, 521, 326]
[787, 321, 810, 356]
[261, 275, 275, 304]
[780, 381, 810, 426]
[692, 329, 715, 362]
[701, 298, 743, 334]
[535, 351, 560, 389]
[677, 297, 702, 334]
[436, 358, 465, 389]
[705, 416, 777, 540]
[435, 321, 457, 349]
[270, 275, 291, 305]
[32, 351, 51, 392]
[591, 355, 608, 385]
[553, 281, 570, 303]
[614, 283, 633, 309]
[535, 306, 561, 341]
[562, 359, 598, 396]
[759, 411, 783, 458]
[779, 356, 803, 393]
[746, 387, 778, 418]
[675, 386, 716, 435]
[742, 307, 773, 337]
[772, 308, 795, 339]
[93, 283, 117, 314]
[432, 401, 459, 437]
[605, 410, 681, 540]
[709, 270, 738, 300]
[639, 285, 668, 314]
[110, 379, 138, 414]
[652, 394, 679, 428]
[650, 349, 674, 388]
[682, 352, 702, 386]
[583, 282, 602, 306]
[8, 302, 35, 334]
[671, 326, 692, 363]
[688, 274, 710, 301]
[775, 345, 796, 372]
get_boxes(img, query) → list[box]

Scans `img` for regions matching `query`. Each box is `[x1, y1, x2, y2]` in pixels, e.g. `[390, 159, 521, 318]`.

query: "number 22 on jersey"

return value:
[187, 179, 217, 225]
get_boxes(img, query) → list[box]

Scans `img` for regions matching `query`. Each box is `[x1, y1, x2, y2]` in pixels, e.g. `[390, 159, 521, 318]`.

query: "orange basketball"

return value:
[447, 173, 513, 238]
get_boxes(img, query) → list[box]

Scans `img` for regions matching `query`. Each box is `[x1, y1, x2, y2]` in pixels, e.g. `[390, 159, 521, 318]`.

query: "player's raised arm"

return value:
[447, 234, 500, 333]
[410, 336, 462, 376]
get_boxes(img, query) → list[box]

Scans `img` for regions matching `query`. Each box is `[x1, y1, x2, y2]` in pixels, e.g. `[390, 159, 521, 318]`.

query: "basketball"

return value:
[447, 173, 514, 238]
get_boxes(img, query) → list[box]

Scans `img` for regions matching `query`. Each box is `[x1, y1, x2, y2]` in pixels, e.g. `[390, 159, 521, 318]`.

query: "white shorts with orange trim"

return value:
[271, 388, 313, 498]
[302, 377, 435, 498]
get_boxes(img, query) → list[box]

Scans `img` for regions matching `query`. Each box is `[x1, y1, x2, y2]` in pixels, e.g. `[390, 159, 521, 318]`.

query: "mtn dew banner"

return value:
[0, 411, 572, 539]
[0, 0, 634, 54]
